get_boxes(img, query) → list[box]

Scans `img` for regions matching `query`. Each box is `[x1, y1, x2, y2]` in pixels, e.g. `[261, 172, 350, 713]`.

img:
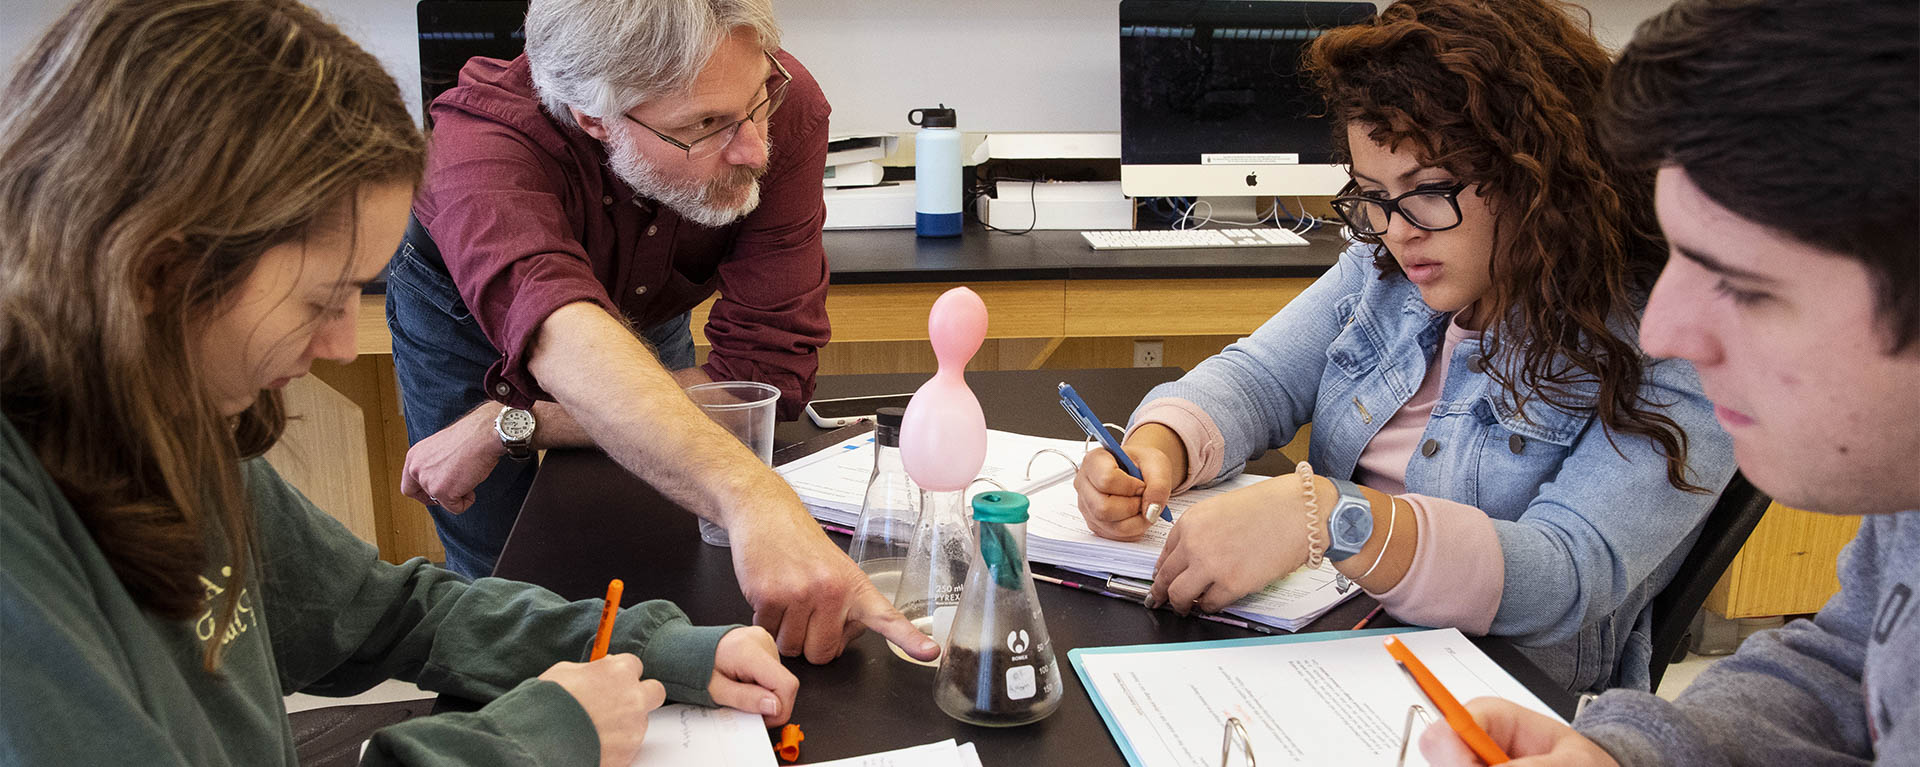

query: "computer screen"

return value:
[416, 1, 530, 128]
[1119, 0, 1375, 199]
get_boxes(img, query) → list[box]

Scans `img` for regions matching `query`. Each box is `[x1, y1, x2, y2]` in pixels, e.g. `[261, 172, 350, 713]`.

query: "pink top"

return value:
[1131, 312, 1506, 634]
[1353, 316, 1479, 493]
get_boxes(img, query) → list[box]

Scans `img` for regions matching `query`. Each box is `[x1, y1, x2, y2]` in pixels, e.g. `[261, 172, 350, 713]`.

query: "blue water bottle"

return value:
[908, 104, 962, 238]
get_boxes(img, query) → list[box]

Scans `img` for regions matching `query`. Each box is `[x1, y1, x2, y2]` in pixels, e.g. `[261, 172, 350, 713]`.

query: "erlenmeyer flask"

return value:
[850, 407, 917, 601]
[933, 491, 1063, 726]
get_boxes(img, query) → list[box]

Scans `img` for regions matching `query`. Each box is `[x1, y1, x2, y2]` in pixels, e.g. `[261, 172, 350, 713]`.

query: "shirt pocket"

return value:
[1470, 393, 1592, 518]
[1323, 294, 1380, 381]
[626, 267, 718, 330]
[389, 240, 476, 327]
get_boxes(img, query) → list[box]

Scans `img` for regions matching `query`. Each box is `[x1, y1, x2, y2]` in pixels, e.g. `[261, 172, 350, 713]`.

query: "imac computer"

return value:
[1119, 0, 1376, 200]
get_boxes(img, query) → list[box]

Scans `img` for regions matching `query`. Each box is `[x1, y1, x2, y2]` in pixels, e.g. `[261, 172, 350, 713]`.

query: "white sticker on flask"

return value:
[1006, 664, 1036, 700]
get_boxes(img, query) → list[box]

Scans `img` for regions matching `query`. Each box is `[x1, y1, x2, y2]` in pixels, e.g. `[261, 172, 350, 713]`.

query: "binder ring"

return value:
[1396, 704, 1434, 767]
[967, 477, 1010, 496]
[1220, 716, 1255, 767]
[1083, 422, 1128, 455]
[1026, 448, 1080, 479]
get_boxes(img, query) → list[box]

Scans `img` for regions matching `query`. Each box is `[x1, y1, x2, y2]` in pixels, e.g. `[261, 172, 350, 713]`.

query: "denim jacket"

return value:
[1138, 243, 1737, 693]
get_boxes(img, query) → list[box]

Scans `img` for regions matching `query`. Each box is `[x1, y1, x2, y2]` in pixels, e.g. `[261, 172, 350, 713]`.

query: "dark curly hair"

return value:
[1304, 0, 1701, 491]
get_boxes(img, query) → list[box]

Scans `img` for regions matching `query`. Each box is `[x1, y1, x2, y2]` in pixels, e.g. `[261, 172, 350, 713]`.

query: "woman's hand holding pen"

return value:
[707, 627, 799, 727]
[1420, 698, 1622, 767]
[1148, 476, 1311, 614]
[1073, 424, 1186, 541]
[538, 653, 665, 767]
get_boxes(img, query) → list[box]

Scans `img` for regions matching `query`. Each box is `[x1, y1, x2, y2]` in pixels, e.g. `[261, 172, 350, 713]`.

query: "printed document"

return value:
[1073, 628, 1563, 767]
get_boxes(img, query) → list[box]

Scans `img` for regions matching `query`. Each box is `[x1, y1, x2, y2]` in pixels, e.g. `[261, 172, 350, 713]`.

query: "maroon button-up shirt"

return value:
[413, 53, 831, 418]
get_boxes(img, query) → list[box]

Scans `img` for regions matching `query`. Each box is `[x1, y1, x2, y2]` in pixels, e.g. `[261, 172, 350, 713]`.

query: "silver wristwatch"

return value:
[494, 406, 536, 461]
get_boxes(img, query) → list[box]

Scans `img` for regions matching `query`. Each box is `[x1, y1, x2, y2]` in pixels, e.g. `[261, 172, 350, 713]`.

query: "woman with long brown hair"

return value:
[0, 0, 792, 762]
[1073, 0, 1736, 694]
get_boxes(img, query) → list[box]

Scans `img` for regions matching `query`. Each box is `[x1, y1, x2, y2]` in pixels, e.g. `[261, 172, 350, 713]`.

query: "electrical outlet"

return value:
[1133, 339, 1164, 368]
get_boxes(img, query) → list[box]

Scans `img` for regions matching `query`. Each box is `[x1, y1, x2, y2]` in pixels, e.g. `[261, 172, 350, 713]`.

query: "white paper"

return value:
[804, 738, 974, 767]
[1076, 628, 1564, 767]
[626, 705, 774, 767]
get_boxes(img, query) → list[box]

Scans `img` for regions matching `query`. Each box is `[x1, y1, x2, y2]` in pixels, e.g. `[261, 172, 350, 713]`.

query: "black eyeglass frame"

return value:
[1330, 180, 1471, 236]
[622, 52, 791, 159]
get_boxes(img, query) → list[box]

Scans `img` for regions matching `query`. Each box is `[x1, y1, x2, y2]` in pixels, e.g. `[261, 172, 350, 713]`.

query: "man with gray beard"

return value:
[387, 0, 940, 666]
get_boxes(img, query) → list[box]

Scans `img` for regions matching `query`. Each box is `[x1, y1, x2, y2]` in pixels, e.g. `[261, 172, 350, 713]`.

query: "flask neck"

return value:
[977, 520, 1029, 590]
[873, 441, 907, 474]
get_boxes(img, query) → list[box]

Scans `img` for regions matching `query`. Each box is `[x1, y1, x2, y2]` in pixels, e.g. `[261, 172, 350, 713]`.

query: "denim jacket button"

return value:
[1468, 354, 1487, 374]
[1509, 434, 1526, 454]
[1421, 439, 1440, 457]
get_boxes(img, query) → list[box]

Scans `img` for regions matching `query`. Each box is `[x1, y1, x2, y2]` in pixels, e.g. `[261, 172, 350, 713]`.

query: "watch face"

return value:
[499, 408, 535, 440]
[1331, 504, 1373, 549]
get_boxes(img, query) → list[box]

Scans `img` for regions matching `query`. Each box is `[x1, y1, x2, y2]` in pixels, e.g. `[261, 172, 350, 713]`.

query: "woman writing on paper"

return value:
[0, 0, 794, 763]
[1072, 0, 1735, 694]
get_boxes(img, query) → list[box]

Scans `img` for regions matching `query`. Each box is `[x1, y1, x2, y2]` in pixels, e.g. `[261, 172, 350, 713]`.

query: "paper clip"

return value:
[1220, 716, 1255, 767]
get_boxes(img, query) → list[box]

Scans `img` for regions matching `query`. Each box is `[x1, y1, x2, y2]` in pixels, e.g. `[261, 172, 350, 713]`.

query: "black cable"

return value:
[966, 173, 1039, 236]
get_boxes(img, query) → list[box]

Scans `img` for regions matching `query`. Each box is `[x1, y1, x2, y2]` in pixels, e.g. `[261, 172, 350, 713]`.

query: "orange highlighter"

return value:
[1383, 636, 1510, 765]
[589, 579, 624, 661]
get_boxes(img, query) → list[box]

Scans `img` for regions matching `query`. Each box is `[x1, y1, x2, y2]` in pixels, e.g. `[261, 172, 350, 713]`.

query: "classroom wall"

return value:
[4, 0, 1676, 132]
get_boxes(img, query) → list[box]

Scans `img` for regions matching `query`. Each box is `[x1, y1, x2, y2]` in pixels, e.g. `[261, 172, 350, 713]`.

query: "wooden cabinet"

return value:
[1706, 503, 1862, 618]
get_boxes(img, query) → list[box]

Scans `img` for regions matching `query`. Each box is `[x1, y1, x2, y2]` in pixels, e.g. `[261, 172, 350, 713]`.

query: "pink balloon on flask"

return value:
[899, 287, 989, 492]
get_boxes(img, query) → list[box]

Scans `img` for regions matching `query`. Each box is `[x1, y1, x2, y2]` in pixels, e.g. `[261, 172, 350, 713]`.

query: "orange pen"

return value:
[1383, 636, 1510, 765]
[589, 579, 624, 661]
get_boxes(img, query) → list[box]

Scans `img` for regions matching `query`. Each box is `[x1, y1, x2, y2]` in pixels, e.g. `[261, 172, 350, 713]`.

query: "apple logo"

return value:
[1244, 171, 1258, 187]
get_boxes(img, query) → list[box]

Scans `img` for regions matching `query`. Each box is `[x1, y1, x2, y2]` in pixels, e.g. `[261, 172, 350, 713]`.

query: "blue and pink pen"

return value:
[1057, 382, 1174, 523]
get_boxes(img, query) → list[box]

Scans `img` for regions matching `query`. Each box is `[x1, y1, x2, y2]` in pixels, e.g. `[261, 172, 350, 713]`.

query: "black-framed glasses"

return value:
[1330, 180, 1470, 236]
[624, 52, 791, 160]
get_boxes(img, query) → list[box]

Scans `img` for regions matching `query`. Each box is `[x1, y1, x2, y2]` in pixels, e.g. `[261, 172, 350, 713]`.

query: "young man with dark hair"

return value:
[1420, 0, 1920, 764]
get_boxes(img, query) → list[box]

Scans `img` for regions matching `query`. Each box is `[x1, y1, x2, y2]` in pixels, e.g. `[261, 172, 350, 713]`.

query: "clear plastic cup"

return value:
[685, 381, 780, 547]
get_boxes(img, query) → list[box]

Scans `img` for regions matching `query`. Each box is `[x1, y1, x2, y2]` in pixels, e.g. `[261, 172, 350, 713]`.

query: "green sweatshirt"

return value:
[0, 415, 735, 765]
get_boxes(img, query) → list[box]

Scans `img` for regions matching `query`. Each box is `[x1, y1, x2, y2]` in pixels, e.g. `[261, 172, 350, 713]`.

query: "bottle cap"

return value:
[907, 104, 957, 128]
[875, 406, 904, 446]
[970, 491, 1030, 523]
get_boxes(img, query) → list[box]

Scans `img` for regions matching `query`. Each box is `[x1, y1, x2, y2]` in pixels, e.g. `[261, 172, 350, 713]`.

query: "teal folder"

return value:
[1068, 627, 1420, 767]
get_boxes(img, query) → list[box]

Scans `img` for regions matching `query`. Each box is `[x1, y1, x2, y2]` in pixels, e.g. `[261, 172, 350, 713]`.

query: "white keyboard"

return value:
[1080, 227, 1310, 250]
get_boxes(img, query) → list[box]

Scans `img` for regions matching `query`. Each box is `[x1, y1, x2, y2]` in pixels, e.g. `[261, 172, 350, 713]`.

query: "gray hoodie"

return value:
[1575, 512, 1918, 765]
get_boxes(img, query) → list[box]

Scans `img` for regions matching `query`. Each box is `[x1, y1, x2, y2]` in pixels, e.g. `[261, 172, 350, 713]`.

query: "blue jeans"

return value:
[386, 224, 696, 578]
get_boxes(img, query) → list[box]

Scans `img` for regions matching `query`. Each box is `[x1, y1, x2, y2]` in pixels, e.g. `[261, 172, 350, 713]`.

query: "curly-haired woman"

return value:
[1072, 0, 1736, 694]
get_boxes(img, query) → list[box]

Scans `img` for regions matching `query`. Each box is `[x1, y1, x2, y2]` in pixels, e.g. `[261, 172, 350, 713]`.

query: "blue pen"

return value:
[1057, 382, 1173, 522]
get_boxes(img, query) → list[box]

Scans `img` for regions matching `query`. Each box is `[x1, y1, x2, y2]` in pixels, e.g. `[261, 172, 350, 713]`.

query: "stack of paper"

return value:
[809, 739, 983, 767]
[777, 429, 1360, 631]
[625, 706, 985, 767]
[627, 706, 776, 766]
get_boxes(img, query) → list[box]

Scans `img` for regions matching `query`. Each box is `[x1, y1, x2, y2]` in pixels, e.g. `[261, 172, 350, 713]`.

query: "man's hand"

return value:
[400, 404, 504, 513]
[538, 654, 666, 767]
[706, 627, 798, 726]
[728, 504, 941, 665]
[1420, 698, 1622, 766]
[525, 304, 932, 664]
[1149, 476, 1311, 614]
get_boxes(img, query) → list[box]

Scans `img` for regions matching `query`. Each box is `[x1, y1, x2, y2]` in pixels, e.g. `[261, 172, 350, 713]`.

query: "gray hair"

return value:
[525, 0, 781, 130]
